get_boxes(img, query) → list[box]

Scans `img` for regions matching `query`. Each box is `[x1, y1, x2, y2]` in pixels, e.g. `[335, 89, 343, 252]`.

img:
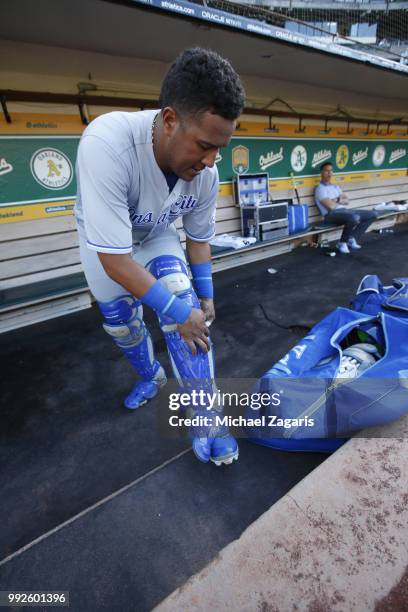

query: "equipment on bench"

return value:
[234, 172, 289, 241]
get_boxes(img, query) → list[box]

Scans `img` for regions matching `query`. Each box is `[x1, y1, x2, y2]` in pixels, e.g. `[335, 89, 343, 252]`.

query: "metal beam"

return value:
[228, 0, 408, 10]
[1, 89, 407, 126]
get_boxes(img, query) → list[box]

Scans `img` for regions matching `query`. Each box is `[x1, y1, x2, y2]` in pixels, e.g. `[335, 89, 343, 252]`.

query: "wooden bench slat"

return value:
[346, 183, 408, 197]
[0, 293, 92, 334]
[0, 215, 77, 243]
[342, 176, 408, 191]
[0, 264, 84, 291]
[349, 193, 408, 208]
[177, 217, 242, 237]
[0, 248, 81, 281]
[0, 231, 79, 262]
[349, 188, 408, 201]
[213, 218, 241, 234]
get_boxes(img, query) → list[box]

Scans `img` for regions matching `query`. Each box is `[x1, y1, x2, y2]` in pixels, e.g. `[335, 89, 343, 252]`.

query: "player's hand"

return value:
[177, 307, 210, 355]
[199, 298, 215, 325]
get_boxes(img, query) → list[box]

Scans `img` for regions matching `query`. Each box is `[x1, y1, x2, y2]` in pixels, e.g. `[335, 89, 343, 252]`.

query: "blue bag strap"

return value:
[384, 278, 408, 312]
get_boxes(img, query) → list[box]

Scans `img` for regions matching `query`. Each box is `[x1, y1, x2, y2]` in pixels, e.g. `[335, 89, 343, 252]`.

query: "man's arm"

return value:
[333, 185, 348, 206]
[98, 252, 209, 353]
[320, 197, 338, 212]
[186, 237, 211, 265]
[186, 238, 215, 324]
[98, 252, 156, 296]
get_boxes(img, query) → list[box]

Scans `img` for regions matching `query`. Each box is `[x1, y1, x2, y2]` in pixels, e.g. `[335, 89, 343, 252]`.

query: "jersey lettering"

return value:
[169, 194, 198, 217]
[129, 209, 153, 226]
[155, 194, 198, 229]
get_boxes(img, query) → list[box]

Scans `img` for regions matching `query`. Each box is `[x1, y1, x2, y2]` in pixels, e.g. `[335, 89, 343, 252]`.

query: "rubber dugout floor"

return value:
[0, 225, 407, 611]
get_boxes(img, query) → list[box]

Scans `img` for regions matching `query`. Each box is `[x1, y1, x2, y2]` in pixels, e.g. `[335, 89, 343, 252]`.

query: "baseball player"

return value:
[75, 48, 245, 466]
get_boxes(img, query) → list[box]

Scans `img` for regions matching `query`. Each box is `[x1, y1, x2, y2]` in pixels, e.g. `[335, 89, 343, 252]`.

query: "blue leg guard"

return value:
[98, 295, 167, 410]
[148, 256, 238, 466]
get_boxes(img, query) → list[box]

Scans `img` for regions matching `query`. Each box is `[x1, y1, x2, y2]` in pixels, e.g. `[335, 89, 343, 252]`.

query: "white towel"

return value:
[210, 234, 257, 249]
[374, 201, 408, 212]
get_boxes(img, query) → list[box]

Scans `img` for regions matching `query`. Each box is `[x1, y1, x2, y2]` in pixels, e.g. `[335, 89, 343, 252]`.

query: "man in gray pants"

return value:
[75, 48, 245, 466]
[315, 162, 377, 254]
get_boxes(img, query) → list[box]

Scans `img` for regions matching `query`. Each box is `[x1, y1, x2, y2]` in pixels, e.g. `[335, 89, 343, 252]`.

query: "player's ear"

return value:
[161, 107, 179, 136]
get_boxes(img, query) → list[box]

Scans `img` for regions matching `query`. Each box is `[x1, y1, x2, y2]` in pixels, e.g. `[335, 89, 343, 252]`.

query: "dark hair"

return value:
[159, 47, 245, 120]
[320, 162, 333, 171]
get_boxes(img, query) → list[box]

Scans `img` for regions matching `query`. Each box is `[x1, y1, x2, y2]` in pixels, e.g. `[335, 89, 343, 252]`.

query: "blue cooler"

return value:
[288, 204, 309, 234]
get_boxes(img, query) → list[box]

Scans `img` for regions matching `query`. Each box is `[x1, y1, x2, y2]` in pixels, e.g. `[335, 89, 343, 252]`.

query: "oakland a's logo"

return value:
[290, 145, 307, 172]
[372, 145, 386, 168]
[30, 148, 73, 190]
[232, 145, 249, 175]
[336, 145, 349, 170]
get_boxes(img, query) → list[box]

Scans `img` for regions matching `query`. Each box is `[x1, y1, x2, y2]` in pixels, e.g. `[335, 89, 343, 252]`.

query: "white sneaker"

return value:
[337, 343, 380, 380]
[347, 237, 362, 250]
[337, 241, 350, 254]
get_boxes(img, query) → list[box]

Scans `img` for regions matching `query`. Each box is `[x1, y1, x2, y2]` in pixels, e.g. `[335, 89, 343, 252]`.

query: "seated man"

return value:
[315, 163, 377, 254]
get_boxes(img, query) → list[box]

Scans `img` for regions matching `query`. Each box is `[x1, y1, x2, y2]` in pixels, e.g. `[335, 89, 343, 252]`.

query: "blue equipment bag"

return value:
[352, 275, 408, 319]
[248, 307, 408, 453]
[288, 204, 309, 234]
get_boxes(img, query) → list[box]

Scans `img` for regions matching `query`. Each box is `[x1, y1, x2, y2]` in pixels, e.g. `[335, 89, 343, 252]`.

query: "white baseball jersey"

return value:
[75, 110, 219, 254]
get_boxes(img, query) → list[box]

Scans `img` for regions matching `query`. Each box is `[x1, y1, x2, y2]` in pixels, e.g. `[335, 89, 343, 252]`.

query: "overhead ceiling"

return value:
[1, 0, 407, 116]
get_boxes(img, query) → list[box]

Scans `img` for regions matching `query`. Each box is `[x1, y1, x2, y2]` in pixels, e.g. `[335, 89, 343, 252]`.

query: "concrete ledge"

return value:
[155, 416, 408, 612]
